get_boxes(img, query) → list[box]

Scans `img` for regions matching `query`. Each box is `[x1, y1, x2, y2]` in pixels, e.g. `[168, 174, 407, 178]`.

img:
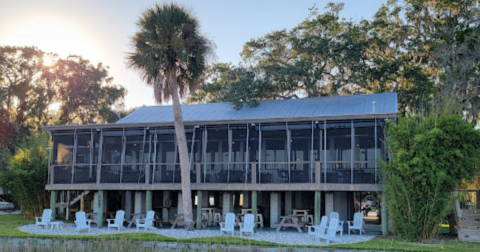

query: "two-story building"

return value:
[43, 93, 397, 229]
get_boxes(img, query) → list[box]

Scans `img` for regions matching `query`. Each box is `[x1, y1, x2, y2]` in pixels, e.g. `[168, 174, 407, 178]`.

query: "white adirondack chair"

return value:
[239, 214, 256, 237]
[315, 217, 341, 244]
[35, 209, 52, 229]
[348, 212, 366, 235]
[307, 215, 328, 236]
[329, 212, 344, 236]
[220, 213, 236, 236]
[136, 211, 156, 232]
[107, 210, 126, 232]
[75, 211, 92, 233]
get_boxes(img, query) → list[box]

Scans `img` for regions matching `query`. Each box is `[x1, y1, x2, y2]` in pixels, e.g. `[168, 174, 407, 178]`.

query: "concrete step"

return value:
[458, 233, 480, 242]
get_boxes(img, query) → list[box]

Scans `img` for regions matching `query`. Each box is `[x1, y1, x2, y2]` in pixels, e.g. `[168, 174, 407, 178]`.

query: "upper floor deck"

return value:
[46, 119, 388, 192]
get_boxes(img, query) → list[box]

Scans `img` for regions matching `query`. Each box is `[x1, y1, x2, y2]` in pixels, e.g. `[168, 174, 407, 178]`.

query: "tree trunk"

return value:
[170, 74, 194, 231]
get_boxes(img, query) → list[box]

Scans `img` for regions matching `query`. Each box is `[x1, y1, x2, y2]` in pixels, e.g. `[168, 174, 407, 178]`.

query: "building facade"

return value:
[43, 93, 397, 229]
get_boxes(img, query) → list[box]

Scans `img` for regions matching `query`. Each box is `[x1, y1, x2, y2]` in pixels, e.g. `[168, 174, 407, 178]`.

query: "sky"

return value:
[0, 0, 387, 109]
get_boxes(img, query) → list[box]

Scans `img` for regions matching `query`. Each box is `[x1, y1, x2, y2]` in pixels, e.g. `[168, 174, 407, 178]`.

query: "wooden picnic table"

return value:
[292, 209, 311, 222]
[170, 214, 184, 229]
[275, 215, 307, 232]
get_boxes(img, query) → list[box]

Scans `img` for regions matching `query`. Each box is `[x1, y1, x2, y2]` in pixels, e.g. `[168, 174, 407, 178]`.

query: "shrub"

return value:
[0, 133, 49, 218]
[381, 111, 480, 241]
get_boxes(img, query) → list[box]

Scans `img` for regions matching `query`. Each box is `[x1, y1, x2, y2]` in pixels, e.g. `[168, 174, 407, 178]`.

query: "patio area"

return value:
[18, 222, 376, 246]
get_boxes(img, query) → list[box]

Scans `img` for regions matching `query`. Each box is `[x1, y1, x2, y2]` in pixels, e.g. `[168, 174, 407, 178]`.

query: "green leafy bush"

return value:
[381, 112, 480, 241]
[0, 133, 49, 218]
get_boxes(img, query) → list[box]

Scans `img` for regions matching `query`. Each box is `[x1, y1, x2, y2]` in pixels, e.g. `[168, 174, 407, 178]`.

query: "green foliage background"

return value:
[381, 111, 480, 241]
[0, 133, 49, 218]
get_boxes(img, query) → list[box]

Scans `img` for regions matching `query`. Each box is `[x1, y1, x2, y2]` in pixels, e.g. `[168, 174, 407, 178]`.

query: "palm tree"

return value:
[127, 3, 211, 231]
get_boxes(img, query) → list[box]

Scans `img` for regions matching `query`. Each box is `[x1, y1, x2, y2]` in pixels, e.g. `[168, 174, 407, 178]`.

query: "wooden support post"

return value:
[252, 191, 258, 232]
[315, 162, 321, 183]
[66, 191, 70, 220]
[146, 190, 152, 212]
[80, 196, 85, 211]
[196, 191, 203, 230]
[97, 190, 104, 228]
[381, 193, 388, 236]
[50, 191, 56, 221]
[314, 191, 321, 225]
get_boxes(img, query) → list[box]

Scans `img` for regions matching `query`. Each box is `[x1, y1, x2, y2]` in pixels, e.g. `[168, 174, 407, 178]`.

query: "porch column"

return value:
[80, 196, 85, 211]
[97, 190, 104, 228]
[196, 191, 203, 230]
[50, 191, 56, 221]
[125, 191, 132, 221]
[270, 192, 281, 228]
[222, 193, 232, 216]
[285, 192, 292, 215]
[146, 190, 152, 212]
[314, 191, 321, 225]
[135, 191, 145, 214]
[163, 191, 170, 220]
[252, 191, 258, 232]
[325, 192, 334, 217]
[381, 193, 388, 236]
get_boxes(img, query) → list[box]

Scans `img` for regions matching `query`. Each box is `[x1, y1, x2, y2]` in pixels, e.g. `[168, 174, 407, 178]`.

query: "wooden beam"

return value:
[46, 182, 383, 192]
[50, 190, 57, 221]
[196, 191, 203, 230]
[314, 191, 321, 225]
[97, 191, 104, 228]
[146, 190, 152, 212]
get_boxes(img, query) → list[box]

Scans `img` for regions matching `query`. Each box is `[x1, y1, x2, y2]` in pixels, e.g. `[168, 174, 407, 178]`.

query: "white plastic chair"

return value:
[348, 212, 366, 235]
[239, 214, 256, 237]
[329, 212, 344, 236]
[256, 213, 264, 228]
[136, 211, 156, 232]
[75, 211, 92, 233]
[213, 212, 222, 226]
[35, 209, 52, 229]
[107, 210, 126, 232]
[220, 213, 236, 236]
[316, 217, 341, 244]
[307, 215, 328, 236]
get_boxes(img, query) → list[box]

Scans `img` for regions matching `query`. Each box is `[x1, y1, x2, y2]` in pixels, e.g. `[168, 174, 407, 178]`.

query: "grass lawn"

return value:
[0, 215, 477, 251]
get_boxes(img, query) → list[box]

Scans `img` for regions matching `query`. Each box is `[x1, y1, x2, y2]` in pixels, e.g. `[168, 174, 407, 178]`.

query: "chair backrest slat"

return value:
[353, 212, 363, 226]
[243, 214, 255, 230]
[76, 211, 87, 225]
[115, 210, 125, 224]
[320, 215, 328, 228]
[43, 209, 52, 224]
[225, 213, 235, 229]
[329, 212, 339, 221]
[327, 218, 339, 238]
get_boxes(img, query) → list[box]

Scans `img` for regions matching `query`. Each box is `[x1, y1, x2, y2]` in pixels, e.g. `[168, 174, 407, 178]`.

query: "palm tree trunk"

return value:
[170, 75, 194, 231]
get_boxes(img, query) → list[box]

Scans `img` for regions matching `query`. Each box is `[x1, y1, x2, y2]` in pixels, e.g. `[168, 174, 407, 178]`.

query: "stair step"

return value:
[460, 209, 479, 215]
[459, 226, 480, 231]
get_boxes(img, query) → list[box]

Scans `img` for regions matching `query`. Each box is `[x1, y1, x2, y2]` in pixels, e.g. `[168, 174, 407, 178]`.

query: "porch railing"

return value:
[51, 161, 378, 185]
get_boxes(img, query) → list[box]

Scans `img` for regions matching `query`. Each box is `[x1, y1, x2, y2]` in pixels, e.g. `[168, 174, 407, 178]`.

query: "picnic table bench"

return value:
[275, 215, 307, 232]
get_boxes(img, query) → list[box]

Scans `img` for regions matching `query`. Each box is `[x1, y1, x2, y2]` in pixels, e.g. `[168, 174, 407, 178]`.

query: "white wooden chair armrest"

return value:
[219, 222, 225, 228]
[86, 220, 93, 225]
[106, 219, 115, 224]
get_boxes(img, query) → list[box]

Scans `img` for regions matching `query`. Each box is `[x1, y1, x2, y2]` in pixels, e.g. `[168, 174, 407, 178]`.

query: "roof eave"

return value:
[41, 112, 398, 132]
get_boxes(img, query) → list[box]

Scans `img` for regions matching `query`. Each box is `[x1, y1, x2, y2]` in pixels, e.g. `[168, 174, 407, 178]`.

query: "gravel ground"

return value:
[18, 224, 375, 246]
[0, 210, 20, 215]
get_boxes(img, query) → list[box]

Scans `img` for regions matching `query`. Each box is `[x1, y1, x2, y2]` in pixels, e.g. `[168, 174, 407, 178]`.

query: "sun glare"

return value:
[4, 21, 99, 64]
[43, 55, 54, 66]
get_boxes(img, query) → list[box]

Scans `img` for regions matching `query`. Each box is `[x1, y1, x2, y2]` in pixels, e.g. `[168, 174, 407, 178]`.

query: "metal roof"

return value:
[117, 93, 398, 124]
